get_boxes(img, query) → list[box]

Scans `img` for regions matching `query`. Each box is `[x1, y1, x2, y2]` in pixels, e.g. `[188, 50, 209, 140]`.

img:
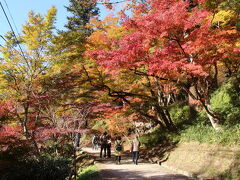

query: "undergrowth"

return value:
[77, 165, 99, 180]
[180, 124, 240, 146]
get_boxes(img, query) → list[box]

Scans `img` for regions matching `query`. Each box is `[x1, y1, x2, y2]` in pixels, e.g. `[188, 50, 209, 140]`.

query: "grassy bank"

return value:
[162, 142, 240, 180]
[180, 124, 240, 146]
[139, 124, 240, 179]
[77, 165, 99, 180]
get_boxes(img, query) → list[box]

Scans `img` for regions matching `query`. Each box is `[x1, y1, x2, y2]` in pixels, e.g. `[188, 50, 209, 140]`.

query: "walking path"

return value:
[82, 147, 192, 180]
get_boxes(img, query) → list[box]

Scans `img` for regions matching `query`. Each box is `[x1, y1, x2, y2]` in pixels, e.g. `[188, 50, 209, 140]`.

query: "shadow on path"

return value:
[98, 168, 190, 180]
[82, 147, 191, 180]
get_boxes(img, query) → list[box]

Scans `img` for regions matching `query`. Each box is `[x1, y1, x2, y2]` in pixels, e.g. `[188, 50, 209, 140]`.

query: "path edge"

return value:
[160, 163, 204, 180]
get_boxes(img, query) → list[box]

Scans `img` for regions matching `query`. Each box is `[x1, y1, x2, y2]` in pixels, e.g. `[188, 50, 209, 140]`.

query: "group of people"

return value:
[92, 132, 141, 165]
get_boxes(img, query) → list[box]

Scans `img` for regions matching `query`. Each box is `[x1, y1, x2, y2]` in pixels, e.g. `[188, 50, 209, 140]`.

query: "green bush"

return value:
[194, 109, 210, 126]
[211, 78, 240, 125]
[1, 154, 71, 180]
[42, 140, 75, 157]
[139, 127, 163, 147]
[139, 126, 179, 148]
[169, 102, 191, 126]
[92, 120, 107, 131]
[180, 124, 240, 146]
[0, 144, 32, 161]
[77, 165, 99, 180]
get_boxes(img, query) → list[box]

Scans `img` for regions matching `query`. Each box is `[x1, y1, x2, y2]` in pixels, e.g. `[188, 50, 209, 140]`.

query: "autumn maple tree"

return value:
[0, 7, 58, 154]
[88, 0, 240, 130]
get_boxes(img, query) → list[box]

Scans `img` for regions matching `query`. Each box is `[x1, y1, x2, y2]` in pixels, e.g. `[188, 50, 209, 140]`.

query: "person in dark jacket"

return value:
[106, 134, 112, 158]
[100, 132, 108, 158]
[74, 133, 81, 151]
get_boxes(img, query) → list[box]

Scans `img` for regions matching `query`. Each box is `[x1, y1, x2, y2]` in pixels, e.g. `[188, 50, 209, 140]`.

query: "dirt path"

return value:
[82, 147, 192, 180]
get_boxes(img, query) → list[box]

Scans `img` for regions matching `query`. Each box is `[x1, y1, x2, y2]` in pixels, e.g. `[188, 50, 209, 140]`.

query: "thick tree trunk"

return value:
[154, 105, 175, 131]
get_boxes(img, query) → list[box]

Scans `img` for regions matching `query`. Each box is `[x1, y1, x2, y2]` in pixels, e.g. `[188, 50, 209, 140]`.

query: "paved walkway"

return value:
[82, 147, 192, 180]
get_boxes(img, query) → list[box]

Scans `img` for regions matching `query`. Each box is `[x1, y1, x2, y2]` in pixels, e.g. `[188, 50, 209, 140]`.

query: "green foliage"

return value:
[42, 140, 75, 157]
[211, 78, 240, 125]
[180, 124, 240, 146]
[0, 71, 8, 93]
[205, 0, 240, 28]
[169, 102, 191, 126]
[139, 126, 179, 148]
[65, 0, 99, 34]
[237, 20, 240, 31]
[92, 119, 108, 131]
[195, 109, 209, 124]
[77, 165, 99, 180]
[0, 144, 32, 161]
[1, 154, 71, 180]
[212, 10, 235, 26]
[139, 78, 240, 147]
[22, 6, 56, 50]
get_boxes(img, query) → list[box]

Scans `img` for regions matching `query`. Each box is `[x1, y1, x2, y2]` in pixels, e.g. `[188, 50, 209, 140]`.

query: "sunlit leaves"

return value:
[212, 10, 235, 26]
[22, 6, 56, 50]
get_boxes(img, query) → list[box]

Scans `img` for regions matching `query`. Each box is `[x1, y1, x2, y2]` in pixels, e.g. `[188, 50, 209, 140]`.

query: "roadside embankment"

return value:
[143, 142, 240, 179]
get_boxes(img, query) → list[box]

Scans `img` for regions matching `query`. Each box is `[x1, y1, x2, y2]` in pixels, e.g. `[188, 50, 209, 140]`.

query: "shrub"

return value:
[169, 102, 191, 126]
[77, 165, 99, 180]
[211, 78, 240, 125]
[0, 154, 71, 180]
[180, 124, 240, 146]
[139, 126, 179, 148]
[195, 109, 210, 125]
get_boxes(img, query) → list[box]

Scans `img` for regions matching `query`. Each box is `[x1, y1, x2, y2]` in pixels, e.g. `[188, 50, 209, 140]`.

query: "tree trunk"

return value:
[154, 105, 175, 131]
[184, 85, 221, 130]
[204, 103, 221, 130]
[23, 104, 41, 155]
[164, 109, 176, 130]
[22, 121, 29, 138]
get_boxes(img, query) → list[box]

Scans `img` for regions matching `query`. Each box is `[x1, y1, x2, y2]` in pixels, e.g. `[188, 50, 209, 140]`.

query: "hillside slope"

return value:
[161, 142, 240, 179]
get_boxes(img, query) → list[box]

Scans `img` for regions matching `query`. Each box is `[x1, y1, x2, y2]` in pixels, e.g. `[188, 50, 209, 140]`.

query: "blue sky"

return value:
[0, 0, 113, 46]
[0, 0, 70, 42]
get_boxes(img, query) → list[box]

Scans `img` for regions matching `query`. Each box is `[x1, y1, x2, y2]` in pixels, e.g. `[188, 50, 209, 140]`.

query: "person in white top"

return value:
[106, 134, 112, 158]
[130, 136, 141, 165]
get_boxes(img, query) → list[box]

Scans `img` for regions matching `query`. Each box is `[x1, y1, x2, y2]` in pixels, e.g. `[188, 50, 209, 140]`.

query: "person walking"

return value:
[92, 134, 99, 150]
[131, 136, 141, 165]
[100, 132, 108, 158]
[114, 136, 123, 164]
[106, 134, 112, 158]
[74, 133, 81, 151]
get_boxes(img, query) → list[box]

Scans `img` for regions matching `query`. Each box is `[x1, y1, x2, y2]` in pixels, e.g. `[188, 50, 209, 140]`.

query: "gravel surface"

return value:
[82, 147, 192, 180]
